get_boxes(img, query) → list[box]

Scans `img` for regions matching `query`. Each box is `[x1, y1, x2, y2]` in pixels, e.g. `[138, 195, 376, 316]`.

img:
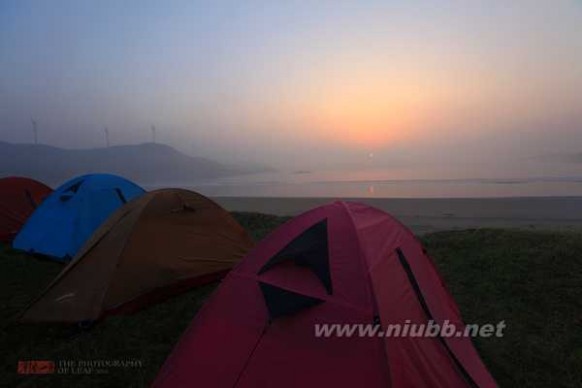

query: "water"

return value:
[155, 169, 582, 198]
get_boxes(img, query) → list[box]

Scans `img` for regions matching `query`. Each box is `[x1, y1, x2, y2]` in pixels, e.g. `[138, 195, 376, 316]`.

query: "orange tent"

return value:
[21, 189, 254, 322]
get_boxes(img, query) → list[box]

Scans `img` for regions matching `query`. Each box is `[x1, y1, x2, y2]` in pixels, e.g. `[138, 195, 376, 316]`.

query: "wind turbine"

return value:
[31, 118, 38, 144]
[104, 127, 110, 147]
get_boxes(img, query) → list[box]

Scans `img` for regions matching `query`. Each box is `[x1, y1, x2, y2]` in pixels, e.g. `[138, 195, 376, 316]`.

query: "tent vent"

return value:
[259, 219, 332, 294]
[65, 181, 83, 193]
[396, 248, 478, 388]
[259, 281, 324, 320]
[24, 190, 37, 209]
[115, 188, 127, 204]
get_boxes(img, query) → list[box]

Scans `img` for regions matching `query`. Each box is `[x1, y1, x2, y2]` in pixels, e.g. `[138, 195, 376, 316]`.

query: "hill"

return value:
[0, 141, 257, 186]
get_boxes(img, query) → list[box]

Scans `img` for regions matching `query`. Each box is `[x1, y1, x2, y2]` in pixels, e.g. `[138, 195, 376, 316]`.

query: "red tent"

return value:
[0, 177, 52, 243]
[154, 201, 496, 388]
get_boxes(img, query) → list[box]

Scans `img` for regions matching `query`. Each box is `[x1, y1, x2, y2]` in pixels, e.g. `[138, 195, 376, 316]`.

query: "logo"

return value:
[17, 360, 56, 375]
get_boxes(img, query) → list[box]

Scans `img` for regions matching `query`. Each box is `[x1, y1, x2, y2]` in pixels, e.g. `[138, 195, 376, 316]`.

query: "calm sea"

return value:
[152, 169, 582, 198]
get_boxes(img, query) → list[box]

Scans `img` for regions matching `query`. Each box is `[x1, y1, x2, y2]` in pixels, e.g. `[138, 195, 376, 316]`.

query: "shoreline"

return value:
[214, 196, 582, 234]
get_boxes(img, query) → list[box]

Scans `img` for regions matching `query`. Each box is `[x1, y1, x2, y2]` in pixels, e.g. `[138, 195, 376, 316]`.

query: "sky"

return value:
[1, 0, 582, 177]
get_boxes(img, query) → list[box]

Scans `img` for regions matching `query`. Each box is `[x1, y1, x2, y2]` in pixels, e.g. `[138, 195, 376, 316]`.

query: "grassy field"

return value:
[1, 212, 581, 387]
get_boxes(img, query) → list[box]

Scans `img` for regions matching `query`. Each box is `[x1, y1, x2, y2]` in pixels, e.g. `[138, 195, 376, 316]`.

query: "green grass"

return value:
[1, 214, 581, 387]
[423, 229, 582, 387]
[231, 211, 291, 241]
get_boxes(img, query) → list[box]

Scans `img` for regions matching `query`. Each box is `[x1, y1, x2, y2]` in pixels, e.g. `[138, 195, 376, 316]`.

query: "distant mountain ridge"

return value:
[565, 153, 582, 163]
[0, 141, 258, 186]
[538, 152, 582, 164]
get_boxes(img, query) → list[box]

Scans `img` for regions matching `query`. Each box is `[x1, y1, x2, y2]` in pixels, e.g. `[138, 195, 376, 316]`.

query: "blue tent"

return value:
[13, 174, 145, 261]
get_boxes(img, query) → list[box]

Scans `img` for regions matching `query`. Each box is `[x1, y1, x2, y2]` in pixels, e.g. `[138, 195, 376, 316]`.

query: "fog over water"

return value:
[1, 1, 582, 197]
[151, 169, 582, 198]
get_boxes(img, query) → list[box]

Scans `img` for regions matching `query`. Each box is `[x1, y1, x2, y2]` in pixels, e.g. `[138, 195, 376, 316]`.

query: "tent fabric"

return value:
[20, 189, 254, 322]
[0, 177, 52, 243]
[12, 174, 144, 261]
[153, 201, 496, 388]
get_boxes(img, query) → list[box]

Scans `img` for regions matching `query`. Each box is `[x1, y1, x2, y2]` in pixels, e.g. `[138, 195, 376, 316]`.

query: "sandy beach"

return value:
[215, 196, 582, 234]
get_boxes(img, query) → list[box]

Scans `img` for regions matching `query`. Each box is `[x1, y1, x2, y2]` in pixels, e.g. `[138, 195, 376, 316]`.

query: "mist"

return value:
[1, 0, 582, 177]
